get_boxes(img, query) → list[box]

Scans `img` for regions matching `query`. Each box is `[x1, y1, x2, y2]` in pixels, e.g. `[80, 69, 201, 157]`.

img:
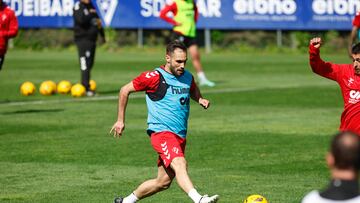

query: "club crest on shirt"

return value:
[348, 77, 354, 86]
[96, 0, 118, 26]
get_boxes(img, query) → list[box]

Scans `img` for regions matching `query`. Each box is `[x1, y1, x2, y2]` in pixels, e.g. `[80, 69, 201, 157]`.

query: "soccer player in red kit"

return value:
[110, 40, 219, 203]
[309, 37, 360, 134]
[0, 0, 18, 71]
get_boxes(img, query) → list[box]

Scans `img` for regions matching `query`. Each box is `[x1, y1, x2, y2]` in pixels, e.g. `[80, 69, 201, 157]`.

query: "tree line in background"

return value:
[12, 29, 350, 53]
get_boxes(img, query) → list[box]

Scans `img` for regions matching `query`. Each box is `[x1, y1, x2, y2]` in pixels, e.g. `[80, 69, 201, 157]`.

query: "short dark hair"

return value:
[351, 43, 360, 54]
[166, 40, 187, 55]
[331, 131, 360, 170]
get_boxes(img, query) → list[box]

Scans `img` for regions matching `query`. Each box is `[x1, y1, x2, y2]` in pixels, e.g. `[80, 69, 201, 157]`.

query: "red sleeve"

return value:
[6, 10, 18, 38]
[0, 9, 18, 38]
[132, 70, 160, 92]
[194, 3, 199, 22]
[159, 3, 178, 26]
[353, 11, 360, 27]
[309, 45, 342, 81]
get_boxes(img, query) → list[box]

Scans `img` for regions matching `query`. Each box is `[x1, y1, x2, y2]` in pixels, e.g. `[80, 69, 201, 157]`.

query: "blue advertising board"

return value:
[3, 0, 360, 30]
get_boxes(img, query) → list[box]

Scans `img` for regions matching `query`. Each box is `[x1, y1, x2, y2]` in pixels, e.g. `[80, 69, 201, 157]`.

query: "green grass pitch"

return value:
[0, 48, 347, 202]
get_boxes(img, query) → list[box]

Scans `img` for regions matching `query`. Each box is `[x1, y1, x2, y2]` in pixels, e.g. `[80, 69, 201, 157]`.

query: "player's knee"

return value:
[171, 157, 188, 172]
[160, 180, 172, 190]
[157, 177, 172, 190]
[191, 52, 200, 61]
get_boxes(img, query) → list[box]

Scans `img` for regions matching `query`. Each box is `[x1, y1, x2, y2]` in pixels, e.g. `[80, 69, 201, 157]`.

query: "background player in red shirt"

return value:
[0, 0, 18, 71]
[349, 11, 360, 57]
[160, 0, 215, 87]
[309, 37, 360, 135]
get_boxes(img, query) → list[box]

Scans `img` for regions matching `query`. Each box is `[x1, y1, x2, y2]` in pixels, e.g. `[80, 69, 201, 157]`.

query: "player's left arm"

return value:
[194, 2, 199, 23]
[2, 11, 18, 38]
[90, 4, 106, 43]
[97, 20, 106, 43]
[190, 77, 210, 109]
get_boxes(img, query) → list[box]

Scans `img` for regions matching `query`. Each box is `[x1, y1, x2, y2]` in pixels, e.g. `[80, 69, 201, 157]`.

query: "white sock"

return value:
[188, 188, 202, 203]
[123, 192, 139, 203]
[197, 72, 207, 81]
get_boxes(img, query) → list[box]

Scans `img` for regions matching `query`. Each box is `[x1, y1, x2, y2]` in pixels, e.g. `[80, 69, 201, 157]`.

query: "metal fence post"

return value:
[276, 29, 282, 48]
[205, 29, 212, 54]
[138, 28, 143, 48]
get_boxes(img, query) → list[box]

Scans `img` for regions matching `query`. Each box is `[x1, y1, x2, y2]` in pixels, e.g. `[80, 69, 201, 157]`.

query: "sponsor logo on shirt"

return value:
[171, 86, 189, 94]
[349, 90, 360, 104]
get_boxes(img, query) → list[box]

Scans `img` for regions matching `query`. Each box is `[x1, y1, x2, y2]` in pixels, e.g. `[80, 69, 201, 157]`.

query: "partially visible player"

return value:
[110, 40, 219, 203]
[301, 131, 360, 203]
[0, 0, 18, 71]
[159, 0, 215, 87]
[349, 11, 360, 58]
[309, 37, 360, 135]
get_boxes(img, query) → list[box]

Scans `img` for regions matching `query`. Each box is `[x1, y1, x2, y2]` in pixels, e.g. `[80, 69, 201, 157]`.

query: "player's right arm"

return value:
[309, 37, 341, 81]
[110, 70, 160, 138]
[110, 82, 136, 138]
[159, 2, 181, 26]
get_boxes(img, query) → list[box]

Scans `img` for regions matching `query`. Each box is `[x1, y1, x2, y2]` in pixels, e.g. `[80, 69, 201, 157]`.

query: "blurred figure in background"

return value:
[73, 0, 105, 96]
[0, 0, 18, 71]
[160, 0, 215, 87]
[349, 11, 360, 58]
[301, 131, 360, 203]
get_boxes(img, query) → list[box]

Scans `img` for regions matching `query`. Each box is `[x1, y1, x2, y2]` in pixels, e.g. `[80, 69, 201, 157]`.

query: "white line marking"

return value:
[0, 84, 331, 107]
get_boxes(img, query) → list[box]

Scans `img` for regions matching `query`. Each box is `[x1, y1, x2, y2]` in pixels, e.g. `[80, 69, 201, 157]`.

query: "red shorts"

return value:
[150, 131, 186, 167]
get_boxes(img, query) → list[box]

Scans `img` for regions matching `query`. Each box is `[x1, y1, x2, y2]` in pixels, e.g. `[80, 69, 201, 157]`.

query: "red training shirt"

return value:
[309, 45, 360, 135]
[0, 4, 18, 55]
[353, 11, 360, 27]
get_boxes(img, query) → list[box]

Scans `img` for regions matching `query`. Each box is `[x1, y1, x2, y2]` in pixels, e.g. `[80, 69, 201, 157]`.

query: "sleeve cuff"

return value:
[309, 44, 319, 55]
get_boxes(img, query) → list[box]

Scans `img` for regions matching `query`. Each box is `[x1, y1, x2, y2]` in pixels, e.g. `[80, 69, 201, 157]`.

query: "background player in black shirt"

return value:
[73, 0, 105, 96]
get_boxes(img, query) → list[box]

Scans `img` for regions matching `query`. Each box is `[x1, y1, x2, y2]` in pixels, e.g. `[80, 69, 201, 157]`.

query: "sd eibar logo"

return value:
[96, 0, 118, 26]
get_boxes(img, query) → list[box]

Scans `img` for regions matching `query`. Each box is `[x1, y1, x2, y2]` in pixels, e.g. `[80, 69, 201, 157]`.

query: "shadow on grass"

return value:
[1, 109, 64, 115]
